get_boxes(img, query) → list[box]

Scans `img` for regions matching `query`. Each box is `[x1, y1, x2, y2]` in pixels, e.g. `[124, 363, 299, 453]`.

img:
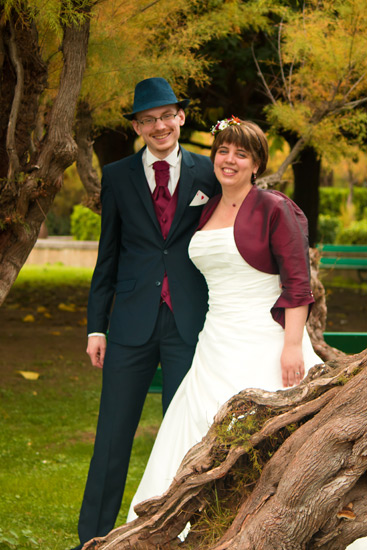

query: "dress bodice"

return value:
[189, 227, 281, 325]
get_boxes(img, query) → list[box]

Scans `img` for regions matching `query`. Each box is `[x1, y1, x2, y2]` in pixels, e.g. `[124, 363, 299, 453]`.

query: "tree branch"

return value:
[5, 18, 23, 183]
[121, 0, 162, 25]
[345, 72, 367, 99]
[257, 137, 305, 188]
[251, 43, 277, 105]
[277, 20, 292, 106]
[338, 96, 367, 111]
[75, 100, 101, 212]
[37, 6, 91, 182]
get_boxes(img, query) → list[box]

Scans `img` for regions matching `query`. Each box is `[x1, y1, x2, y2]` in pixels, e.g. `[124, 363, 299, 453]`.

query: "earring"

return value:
[251, 172, 257, 184]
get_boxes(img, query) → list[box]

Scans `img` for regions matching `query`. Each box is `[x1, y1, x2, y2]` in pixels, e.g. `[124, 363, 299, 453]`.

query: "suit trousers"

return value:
[77, 303, 197, 545]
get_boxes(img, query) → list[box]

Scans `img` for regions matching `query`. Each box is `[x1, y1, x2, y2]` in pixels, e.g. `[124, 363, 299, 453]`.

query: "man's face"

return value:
[132, 104, 185, 158]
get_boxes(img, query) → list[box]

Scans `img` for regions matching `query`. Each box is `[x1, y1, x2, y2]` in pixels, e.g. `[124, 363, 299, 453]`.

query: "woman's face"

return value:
[214, 142, 258, 191]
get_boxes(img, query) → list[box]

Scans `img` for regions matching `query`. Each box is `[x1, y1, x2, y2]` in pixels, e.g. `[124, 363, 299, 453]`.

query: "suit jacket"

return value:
[87, 146, 220, 346]
[197, 185, 314, 328]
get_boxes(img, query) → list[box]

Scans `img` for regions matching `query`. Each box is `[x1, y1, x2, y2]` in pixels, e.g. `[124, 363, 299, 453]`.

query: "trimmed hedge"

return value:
[336, 219, 367, 245]
[319, 187, 367, 219]
[70, 205, 101, 241]
[317, 214, 342, 244]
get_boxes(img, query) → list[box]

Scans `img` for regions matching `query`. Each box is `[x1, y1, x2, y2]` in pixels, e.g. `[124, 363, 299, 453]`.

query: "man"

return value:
[71, 77, 219, 549]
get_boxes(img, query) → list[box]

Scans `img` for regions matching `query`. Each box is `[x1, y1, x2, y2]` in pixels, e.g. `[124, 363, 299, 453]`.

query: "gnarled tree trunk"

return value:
[83, 350, 367, 550]
[0, 5, 91, 306]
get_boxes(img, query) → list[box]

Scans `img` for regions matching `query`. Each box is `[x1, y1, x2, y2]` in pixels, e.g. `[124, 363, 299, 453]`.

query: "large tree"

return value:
[0, 0, 92, 305]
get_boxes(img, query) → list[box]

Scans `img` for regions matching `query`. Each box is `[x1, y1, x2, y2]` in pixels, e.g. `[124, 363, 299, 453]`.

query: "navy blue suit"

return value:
[77, 146, 219, 545]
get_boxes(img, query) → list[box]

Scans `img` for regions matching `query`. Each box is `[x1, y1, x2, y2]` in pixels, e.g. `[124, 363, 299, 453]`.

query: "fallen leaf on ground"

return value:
[37, 306, 48, 313]
[17, 371, 40, 380]
[50, 331, 61, 336]
[58, 303, 77, 312]
[22, 314, 35, 323]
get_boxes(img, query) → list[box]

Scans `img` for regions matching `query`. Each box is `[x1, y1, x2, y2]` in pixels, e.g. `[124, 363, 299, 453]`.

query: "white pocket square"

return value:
[189, 191, 210, 206]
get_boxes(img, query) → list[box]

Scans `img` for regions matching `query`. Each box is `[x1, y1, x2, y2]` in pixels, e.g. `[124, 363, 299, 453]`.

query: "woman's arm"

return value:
[281, 305, 308, 387]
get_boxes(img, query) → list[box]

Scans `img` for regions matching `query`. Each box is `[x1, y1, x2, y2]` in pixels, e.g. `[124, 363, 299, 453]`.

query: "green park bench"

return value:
[317, 244, 367, 281]
[148, 332, 367, 393]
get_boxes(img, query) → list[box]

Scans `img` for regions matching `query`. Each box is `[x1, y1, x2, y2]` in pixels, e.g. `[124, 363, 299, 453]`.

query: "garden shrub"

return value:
[319, 188, 348, 217]
[336, 219, 367, 245]
[317, 214, 342, 244]
[70, 205, 101, 241]
[353, 187, 367, 219]
[318, 187, 367, 220]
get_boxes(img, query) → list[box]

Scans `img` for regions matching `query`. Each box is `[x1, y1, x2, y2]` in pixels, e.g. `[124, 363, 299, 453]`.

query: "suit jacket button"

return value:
[163, 250, 168, 255]
[155, 281, 161, 286]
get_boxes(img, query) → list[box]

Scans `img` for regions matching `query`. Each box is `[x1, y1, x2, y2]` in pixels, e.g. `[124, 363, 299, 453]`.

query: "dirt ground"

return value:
[0, 282, 366, 382]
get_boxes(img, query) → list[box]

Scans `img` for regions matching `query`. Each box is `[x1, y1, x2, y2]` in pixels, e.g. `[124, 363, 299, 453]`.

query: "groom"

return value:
[71, 77, 219, 549]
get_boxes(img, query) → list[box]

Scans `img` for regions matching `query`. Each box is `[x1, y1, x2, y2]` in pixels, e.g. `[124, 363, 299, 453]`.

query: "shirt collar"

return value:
[145, 143, 180, 168]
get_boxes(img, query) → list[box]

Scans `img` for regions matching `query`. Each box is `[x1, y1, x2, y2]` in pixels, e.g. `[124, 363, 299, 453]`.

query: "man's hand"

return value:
[86, 335, 107, 368]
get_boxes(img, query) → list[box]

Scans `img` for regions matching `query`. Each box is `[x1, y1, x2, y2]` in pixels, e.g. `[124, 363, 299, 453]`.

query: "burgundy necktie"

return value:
[152, 161, 171, 216]
[152, 160, 174, 311]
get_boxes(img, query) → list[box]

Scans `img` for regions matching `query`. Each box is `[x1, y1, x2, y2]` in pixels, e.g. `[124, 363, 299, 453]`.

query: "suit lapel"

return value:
[129, 148, 161, 234]
[166, 147, 195, 242]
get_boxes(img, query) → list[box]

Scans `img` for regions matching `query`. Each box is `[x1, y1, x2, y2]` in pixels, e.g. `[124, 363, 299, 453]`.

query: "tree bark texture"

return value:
[75, 101, 102, 213]
[0, 7, 91, 306]
[82, 348, 367, 550]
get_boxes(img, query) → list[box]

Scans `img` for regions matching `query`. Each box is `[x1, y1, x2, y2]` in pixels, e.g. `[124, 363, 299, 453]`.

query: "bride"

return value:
[126, 118, 364, 548]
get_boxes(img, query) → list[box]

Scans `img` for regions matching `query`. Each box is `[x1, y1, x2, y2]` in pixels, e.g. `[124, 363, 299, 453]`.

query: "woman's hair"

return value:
[210, 120, 268, 177]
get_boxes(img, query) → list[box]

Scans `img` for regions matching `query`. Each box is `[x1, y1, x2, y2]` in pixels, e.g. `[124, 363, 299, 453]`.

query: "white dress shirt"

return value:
[143, 143, 181, 195]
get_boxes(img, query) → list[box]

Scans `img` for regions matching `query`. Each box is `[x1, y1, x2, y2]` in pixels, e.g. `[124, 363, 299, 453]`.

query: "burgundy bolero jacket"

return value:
[196, 185, 314, 328]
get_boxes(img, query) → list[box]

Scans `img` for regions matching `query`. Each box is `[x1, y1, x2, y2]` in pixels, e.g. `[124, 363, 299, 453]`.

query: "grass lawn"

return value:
[0, 265, 162, 550]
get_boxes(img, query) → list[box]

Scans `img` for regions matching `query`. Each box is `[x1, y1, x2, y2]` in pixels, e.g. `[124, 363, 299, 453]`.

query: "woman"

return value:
[127, 118, 321, 522]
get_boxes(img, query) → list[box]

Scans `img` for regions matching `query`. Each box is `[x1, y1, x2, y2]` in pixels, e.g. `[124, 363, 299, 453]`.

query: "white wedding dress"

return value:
[127, 226, 322, 523]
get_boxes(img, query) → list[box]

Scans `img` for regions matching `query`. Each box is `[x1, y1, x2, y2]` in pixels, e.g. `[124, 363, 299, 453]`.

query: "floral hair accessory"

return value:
[210, 116, 241, 137]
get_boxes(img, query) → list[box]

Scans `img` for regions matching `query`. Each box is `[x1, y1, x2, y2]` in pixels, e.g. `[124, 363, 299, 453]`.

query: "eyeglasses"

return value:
[137, 112, 179, 127]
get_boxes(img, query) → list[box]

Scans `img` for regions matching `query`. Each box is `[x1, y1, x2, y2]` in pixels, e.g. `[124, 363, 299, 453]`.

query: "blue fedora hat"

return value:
[123, 77, 190, 120]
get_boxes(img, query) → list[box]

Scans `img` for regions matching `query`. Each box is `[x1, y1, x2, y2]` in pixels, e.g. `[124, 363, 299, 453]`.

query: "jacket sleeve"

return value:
[87, 169, 121, 334]
[269, 198, 314, 328]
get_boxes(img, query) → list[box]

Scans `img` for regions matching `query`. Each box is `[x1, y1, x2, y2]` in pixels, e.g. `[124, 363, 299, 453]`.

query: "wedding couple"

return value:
[71, 78, 355, 549]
